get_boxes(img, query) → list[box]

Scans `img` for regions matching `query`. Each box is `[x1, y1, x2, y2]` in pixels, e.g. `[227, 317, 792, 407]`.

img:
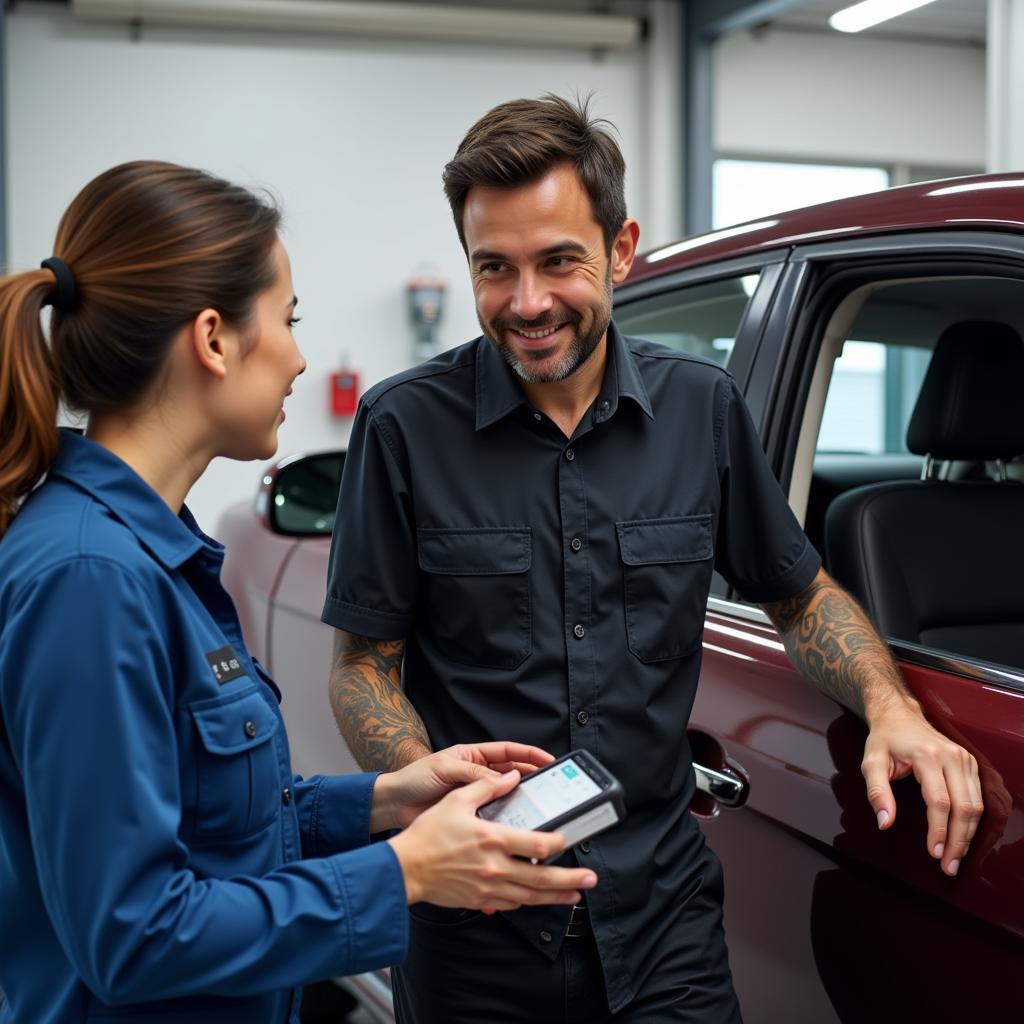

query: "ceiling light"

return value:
[829, 0, 939, 34]
[71, 0, 641, 50]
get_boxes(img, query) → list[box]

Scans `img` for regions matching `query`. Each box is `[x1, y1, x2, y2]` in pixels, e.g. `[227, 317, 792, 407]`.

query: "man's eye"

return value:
[548, 256, 573, 268]
[480, 263, 506, 273]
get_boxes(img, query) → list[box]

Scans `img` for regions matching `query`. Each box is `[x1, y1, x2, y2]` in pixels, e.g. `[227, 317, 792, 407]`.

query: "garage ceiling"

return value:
[774, 0, 987, 44]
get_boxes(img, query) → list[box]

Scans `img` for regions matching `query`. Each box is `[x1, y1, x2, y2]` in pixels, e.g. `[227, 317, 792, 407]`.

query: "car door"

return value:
[685, 233, 1024, 1022]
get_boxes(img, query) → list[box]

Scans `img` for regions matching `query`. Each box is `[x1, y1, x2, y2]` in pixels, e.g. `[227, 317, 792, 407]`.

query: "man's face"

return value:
[463, 163, 631, 384]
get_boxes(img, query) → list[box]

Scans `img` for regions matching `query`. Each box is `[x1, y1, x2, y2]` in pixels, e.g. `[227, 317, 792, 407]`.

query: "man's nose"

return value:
[511, 271, 553, 322]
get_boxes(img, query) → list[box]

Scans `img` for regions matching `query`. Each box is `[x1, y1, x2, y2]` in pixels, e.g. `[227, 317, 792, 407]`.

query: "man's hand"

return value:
[372, 741, 556, 831]
[763, 567, 985, 876]
[387, 769, 598, 910]
[862, 699, 983, 876]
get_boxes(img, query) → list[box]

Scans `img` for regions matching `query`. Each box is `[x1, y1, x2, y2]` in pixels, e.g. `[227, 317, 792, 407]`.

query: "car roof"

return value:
[625, 172, 1024, 285]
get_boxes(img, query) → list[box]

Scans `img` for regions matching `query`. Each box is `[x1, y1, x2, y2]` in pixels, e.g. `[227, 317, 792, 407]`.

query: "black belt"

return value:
[565, 903, 589, 939]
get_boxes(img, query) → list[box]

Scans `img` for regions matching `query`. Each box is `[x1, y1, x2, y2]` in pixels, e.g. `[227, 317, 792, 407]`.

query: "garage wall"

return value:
[6, 2, 652, 528]
[714, 27, 986, 169]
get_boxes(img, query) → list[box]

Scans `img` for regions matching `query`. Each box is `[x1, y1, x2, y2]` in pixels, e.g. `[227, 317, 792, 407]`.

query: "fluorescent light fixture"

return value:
[829, 0, 939, 34]
[71, 0, 641, 50]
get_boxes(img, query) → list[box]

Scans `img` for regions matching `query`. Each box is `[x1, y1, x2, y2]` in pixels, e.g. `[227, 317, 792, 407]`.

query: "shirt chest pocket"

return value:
[417, 527, 532, 670]
[616, 515, 714, 663]
[188, 686, 281, 839]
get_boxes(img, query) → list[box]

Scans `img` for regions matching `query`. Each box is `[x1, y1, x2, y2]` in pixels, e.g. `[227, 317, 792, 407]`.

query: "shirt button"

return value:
[533, 412, 542, 421]
[281, 788, 292, 806]
[573, 624, 585, 639]
[565, 448, 575, 461]
[570, 537, 583, 552]
[244, 720, 257, 739]
[579, 841, 591, 854]
[576, 710, 590, 725]
[599, 400, 611, 412]
[539, 930, 553, 944]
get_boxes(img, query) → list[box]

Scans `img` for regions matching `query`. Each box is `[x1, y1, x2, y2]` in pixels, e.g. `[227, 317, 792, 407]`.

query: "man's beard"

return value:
[482, 282, 613, 384]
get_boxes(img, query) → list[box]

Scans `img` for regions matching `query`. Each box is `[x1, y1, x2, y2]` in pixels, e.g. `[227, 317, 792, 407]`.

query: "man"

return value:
[322, 96, 983, 1023]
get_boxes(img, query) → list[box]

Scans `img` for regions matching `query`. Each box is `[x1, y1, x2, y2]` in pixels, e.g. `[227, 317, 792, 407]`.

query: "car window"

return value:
[797, 274, 1024, 674]
[817, 339, 931, 455]
[614, 273, 759, 368]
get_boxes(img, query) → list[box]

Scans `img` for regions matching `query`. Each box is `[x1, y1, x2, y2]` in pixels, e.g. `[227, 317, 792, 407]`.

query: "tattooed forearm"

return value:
[760, 568, 915, 722]
[329, 630, 432, 772]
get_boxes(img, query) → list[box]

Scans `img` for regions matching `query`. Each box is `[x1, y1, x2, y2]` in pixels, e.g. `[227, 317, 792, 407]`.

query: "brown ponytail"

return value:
[0, 161, 281, 537]
[0, 271, 60, 534]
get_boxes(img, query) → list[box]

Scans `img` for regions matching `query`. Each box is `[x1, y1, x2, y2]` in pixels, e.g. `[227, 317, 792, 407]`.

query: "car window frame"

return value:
[614, 253, 787, 393]
[743, 229, 1024, 694]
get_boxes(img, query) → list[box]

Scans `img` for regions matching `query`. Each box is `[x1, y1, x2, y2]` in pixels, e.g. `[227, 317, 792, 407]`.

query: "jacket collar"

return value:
[50, 429, 208, 570]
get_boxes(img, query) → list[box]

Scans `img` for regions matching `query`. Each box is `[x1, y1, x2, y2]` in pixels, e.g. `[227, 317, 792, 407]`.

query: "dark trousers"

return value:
[392, 852, 742, 1024]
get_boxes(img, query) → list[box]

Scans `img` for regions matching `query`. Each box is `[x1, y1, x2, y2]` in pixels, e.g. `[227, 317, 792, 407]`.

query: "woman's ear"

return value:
[189, 308, 230, 380]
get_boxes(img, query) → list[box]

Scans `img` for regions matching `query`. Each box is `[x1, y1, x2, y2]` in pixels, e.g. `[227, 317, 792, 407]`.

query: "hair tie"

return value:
[40, 257, 78, 313]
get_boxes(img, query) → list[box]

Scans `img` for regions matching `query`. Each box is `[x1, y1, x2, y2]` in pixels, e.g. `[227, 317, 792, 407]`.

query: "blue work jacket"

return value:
[0, 431, 408, 1023]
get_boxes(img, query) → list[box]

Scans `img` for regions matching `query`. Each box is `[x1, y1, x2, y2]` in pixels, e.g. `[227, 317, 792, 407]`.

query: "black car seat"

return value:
[825, 320, 1024, 671]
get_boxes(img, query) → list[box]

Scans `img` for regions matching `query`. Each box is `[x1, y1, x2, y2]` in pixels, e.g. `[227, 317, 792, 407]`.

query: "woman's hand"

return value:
[371, 741, 555, 831]
[387, 769, 598, 910]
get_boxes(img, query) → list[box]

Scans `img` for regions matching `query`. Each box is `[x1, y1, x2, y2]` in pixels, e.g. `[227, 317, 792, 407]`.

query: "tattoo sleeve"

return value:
[760, 568, 915, 721]
[328, 629, 432, 772]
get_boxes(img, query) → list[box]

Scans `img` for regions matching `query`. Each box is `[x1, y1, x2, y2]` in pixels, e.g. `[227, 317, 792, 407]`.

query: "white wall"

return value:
[714, 28, 986, 168]
[6, 2, 652, 528]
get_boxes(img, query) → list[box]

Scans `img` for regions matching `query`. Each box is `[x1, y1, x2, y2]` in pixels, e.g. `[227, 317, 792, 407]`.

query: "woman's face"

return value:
[219, 239, 306, 461]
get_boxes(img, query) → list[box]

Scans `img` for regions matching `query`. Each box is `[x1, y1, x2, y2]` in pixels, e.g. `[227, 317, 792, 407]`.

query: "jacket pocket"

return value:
[189, 685, 280, 838]
[417, 527, 532, 670]
[616, 515, 714, 662]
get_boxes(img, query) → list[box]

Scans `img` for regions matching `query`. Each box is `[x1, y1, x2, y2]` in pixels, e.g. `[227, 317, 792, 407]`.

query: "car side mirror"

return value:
[258, 451, 346, 537]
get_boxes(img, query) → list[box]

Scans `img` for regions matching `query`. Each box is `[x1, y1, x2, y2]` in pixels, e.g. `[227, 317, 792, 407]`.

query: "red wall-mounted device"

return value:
[330, 369, 360, 417]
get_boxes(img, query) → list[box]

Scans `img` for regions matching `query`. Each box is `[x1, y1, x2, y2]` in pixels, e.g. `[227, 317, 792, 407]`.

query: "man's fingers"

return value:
[861, 750, 896, 830]
[941, 754, 984, 876]
[914, 758, 954, 863]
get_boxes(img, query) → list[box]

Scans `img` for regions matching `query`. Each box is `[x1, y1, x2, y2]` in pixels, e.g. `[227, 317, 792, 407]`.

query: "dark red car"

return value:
[218, 173, 1024, 1022]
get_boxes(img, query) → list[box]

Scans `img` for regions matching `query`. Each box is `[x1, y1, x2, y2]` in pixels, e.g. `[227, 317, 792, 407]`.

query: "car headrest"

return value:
[906, 320, 1024, 460]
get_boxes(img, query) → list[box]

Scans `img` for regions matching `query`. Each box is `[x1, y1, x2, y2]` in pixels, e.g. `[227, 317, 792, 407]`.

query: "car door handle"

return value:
[693, 761, 747, 808]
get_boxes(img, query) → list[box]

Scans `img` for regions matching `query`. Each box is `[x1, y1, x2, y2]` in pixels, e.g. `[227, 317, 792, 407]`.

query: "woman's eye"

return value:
[288, 316, 303, 328]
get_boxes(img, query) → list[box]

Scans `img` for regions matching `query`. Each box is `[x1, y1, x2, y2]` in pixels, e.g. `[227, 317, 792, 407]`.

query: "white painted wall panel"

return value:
[714, 28, 986, 168]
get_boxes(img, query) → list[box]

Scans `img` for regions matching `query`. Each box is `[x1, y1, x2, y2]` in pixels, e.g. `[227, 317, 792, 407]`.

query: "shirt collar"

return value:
[474, 321, 653, 431]
[50, 429, 208, 570]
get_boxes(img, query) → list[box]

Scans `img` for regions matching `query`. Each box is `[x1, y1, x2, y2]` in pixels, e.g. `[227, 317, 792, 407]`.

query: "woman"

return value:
[0, 161, 595, 1023]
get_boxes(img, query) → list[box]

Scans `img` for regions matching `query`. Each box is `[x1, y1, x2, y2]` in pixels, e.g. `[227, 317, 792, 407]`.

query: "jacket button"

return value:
[573, 624, 585, 639]
[579, 841, 591, 854]
[576, 710, 590, 725]
[244, 720, 257, 738]
[570, 537, 583, 552]
[282, 788, 292, 806]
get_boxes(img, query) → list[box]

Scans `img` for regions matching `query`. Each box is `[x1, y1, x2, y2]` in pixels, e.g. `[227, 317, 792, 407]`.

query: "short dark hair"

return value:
[442, 94, 627, 253]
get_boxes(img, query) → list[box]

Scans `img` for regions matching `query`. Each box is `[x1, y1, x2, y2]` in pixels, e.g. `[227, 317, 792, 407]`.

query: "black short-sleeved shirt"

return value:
[323, 323, 820, 1012]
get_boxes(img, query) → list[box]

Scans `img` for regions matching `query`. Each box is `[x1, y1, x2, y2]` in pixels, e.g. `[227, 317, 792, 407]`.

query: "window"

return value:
[713, 159, 889, 229]
[614, 273, 759, 369]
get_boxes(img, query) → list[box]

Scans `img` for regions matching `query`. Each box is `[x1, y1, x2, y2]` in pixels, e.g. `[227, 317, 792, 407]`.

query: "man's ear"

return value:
[189, 308, 230, 381]
[610, 219, 641, 285]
